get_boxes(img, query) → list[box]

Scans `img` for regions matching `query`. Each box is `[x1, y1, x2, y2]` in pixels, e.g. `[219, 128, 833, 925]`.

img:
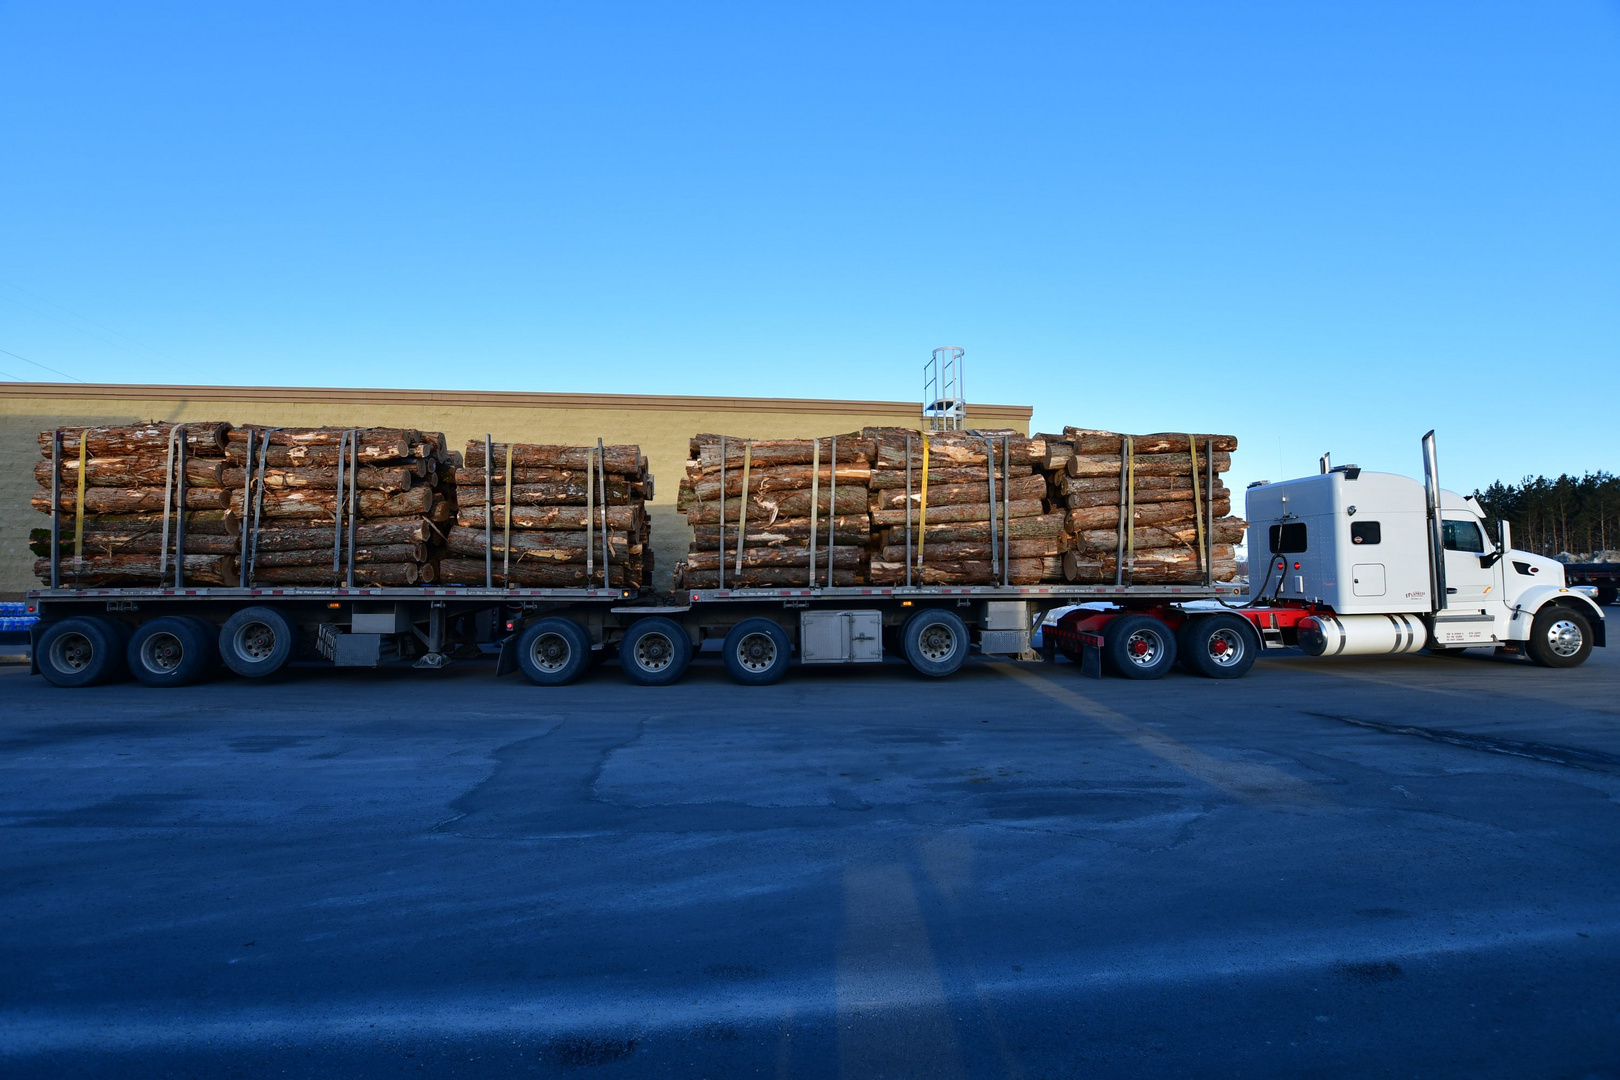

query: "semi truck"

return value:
[23, 432, 1605, 688]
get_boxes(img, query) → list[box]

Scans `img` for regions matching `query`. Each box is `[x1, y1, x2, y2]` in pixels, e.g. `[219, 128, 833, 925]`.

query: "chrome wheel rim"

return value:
[50, 632, 94, 672]
[234, 622, 276, 662]
[634, 632, 674, 672]
[1206, 628, 1244, 667]
[918, 622, 958, 662]
[735, 632, 777, 673]
[530, 632, 573, 673]
[139, 632, 184, 673]
[1124, 629, 1164, 668]
[1547, 619, 1583, 658]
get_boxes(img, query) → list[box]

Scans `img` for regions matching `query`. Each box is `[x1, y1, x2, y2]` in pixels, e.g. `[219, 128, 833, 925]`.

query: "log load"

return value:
[31, 422, 458, 588]
[673, 433, 879, 588]
[1040, 428, 1246, 584]
[437, 438, 653, 589]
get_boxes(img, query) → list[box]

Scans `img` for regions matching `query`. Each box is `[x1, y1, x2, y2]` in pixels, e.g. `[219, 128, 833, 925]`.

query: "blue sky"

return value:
[2, 1, 1616, 496]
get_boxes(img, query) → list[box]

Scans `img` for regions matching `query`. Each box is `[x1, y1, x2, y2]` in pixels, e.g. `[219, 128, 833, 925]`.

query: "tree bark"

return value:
[878, 538, 1063, 561]
[870, 432, 1041, 468]
[1063, 549, 1239, 583]
[457, 478, 636, 507]
[683, 464, 874, 498]
[33, 487, 232, 513]
[40, 422, 230, 458]
[445, 528, 632, 563]
[869, 498, 1045, 527]
[437, 557, 629, 587]
[37, 553, 237, 587]
[1065, 499, 1231, 531]
[251, 563, 420, 586]
[691, 436, 875, 469]
[868, 557, 1056, 586]
[456, 504, 642, 531]
[1062, 430, 1239, 454]
[1066, 451, 1231, 478]
[681, 488, 868, 523]
[248, 544, 426, 568]
[228, 426, 414, 459]
[224, 443, 431, 469]
[677, 567, 861, 588]
[870, 472, 1048, 510]
[47, 510, 240, 536]
[221, 466, 416, 493]
[463, 442, 644, 474]
[228, 488, 433, 518]
[247, 521, 433, 550]
[867, 464, 1032, 489]
[689, 517, 870, 547]
[35, 457, 225, 489]
[896, 512, 1067, 544]
[1063, 483, 1229, 509]
[31, 529, 241, 557]
[683, 547, 863, 571]
[1060, 473, 1225, 493]
[1071, 518, 1248, 552]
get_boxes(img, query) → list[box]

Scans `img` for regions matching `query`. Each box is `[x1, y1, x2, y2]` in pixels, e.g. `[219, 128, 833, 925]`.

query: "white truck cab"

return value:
[1244, 433, 1605, 667]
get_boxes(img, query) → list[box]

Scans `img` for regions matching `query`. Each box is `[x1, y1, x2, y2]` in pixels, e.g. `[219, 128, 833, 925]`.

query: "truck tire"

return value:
[1176, 614, 1256, 679]
[127, 617, 213, 688]
[1103, 614, 1177, 680]
[219, 607, 296, 678]
[515, 617, 591, 686]
[722, 618, 792, 685]
[1525, 605, 1593, 668]
[619, 617, 692, 686]
[181, 618, 221, 672]
[36, 617, 125, 688]
[902, 608, 969, 678]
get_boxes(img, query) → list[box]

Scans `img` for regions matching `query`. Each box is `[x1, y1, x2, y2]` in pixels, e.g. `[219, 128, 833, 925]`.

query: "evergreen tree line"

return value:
[1471, 472, 1620, 558]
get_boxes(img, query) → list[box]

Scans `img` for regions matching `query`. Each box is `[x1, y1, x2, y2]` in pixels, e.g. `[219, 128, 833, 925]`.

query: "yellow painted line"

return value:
[992, 664, 1323, 806]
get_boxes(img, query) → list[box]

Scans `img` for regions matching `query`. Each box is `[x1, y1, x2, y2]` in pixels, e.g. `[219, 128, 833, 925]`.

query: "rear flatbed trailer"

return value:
[1562, 564, 1619, 608]
[24, 581, 1250, 688]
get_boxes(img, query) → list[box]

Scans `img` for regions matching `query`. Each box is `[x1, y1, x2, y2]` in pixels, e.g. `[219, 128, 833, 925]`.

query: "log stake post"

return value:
[49, 429, 61, 589]
[585, 441, 596, 585]
[248, 428, 278, 587]
[598, 438, 610, 588]
[1206, 437, 1216, 588]
[1188, 434, 1207, 585]
[808, 439, 820, 586]
[346, 429, 359, 588]
[984, 435, 999, 582]
[174, 427, 188, 589]
[916, 435, 930, 570]
[237, 429, 254, 587]
[733, 441, 751, 577]
[826, 436, 837, 589]
[717, 436, 726, 591]
[332, 430, 348, 587]
[483, 435, 493, 588]
[503, 443, 515, 584]
[1002, 436, 1011, 588]
[904, 434, 912, 589]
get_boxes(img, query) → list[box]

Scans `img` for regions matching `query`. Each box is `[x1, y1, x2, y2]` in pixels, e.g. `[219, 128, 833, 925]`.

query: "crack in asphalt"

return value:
[1304, 712, 1620, 773]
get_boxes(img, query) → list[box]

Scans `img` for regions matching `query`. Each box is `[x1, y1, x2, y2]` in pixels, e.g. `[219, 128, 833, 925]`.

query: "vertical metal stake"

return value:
[49, 429, 61, 589]
[483, 434, 494, 588]
[904, 433, 912, 589]
[826, 436, 838, 589]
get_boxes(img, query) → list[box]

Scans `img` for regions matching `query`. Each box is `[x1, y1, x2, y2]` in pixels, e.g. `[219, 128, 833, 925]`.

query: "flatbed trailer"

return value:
[1562, 564, 1619, 607]
[23, 581, 1250, 688]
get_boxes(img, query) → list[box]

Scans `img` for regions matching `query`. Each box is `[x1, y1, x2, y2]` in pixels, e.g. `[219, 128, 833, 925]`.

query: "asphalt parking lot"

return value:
[1, 641, 1618, 1078]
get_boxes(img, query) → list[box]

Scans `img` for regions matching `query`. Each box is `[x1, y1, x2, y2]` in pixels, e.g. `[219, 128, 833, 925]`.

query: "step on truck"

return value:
[25, 432, 1604, 688]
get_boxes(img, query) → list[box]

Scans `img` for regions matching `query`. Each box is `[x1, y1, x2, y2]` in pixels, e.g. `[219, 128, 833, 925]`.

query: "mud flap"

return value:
[496, 634, 519, 677]
[1079, 630, 1104, 678]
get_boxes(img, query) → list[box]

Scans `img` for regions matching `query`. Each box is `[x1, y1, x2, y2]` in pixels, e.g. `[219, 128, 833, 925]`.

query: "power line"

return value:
[0, 346, 83, 382]
[0, 277, 184, 367]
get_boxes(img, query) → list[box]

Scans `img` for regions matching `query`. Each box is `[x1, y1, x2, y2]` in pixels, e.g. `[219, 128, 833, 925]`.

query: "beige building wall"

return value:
[1, 383, 1032, 598]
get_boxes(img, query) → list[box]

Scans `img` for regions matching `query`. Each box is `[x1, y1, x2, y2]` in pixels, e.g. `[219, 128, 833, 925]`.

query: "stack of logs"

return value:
[1040, 429, 1243, 583]
[29, 422, 457, 586]
[674, 433, 876, 588]
[30, 422, 240, 585]
[672, 426, 1244, 589]
[865, 428, 1065, 585]
[672, 428, 1067, 588]
[440, 440, 653, 588]
[224, 425, 455, 586]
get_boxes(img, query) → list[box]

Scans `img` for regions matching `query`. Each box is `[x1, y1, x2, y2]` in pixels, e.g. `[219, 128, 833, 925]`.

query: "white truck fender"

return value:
[1507, 587, 1607, 647]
